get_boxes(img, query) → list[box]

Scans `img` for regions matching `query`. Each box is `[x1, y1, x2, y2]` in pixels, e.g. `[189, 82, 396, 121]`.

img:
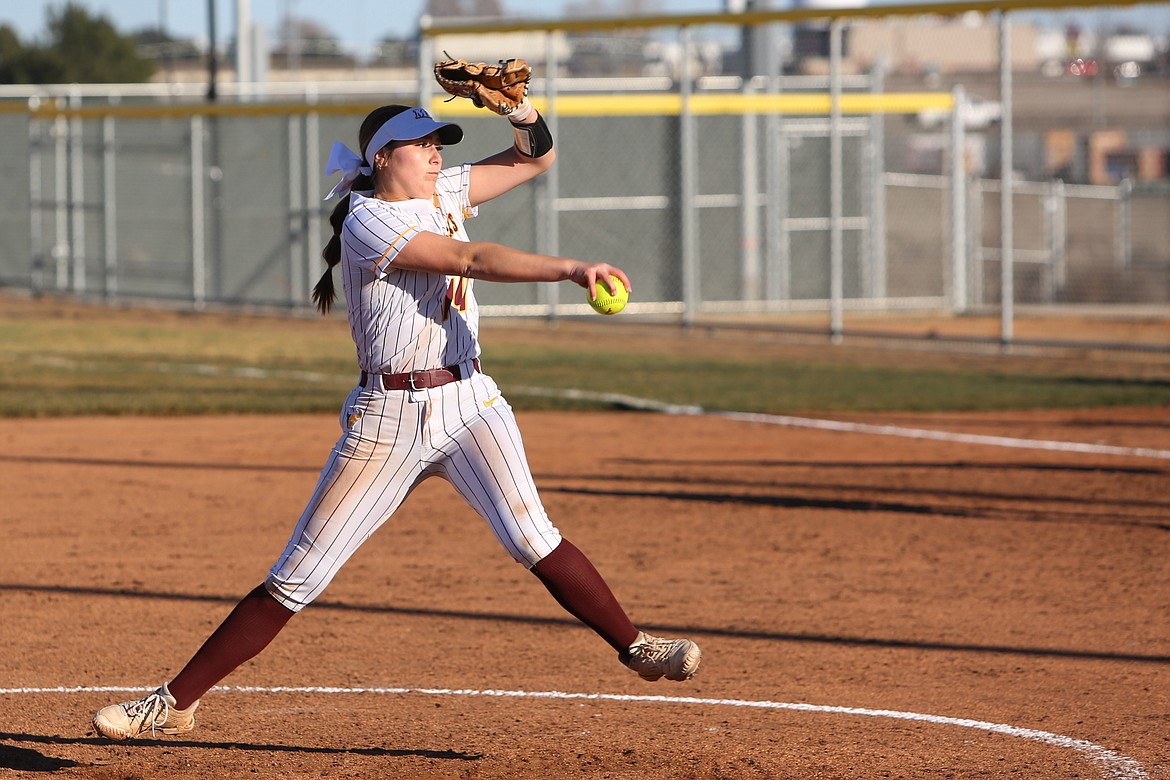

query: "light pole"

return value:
[207, 0, 219, 102]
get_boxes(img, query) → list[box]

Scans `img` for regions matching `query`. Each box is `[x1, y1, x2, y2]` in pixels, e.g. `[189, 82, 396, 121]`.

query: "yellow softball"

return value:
[589, 275, 629, 315]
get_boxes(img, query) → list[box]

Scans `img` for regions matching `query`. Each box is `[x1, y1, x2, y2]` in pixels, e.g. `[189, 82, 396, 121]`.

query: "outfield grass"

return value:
[490, 344, 1170, 413]
[2, 298, 1168, 417]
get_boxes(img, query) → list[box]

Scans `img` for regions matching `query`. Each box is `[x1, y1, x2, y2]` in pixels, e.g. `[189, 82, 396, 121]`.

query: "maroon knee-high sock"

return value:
[531, 538, 639, 653]
[167, 584, 295, 709]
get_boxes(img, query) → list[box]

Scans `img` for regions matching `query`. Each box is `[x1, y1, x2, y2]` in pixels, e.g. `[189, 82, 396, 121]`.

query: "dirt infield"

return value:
[2, 406, 1168, 779]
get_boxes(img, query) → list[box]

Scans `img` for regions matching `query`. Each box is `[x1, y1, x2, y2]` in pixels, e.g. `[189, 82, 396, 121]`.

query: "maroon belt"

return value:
[360, 358, 480, 391]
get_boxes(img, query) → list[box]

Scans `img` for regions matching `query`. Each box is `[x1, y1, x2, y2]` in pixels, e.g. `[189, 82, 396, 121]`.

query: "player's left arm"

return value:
[392, 231, 628, 297]
[468, 109, 556, 206]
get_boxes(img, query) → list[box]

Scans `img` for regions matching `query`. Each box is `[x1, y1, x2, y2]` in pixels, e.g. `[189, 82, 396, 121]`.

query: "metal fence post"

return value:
[53, 112, 68, 291]
[680, 25, 699, 327]
[288, 113, 304, 306]
[28, 108, 44, 294]
[950, 84, 967, 312]
[999, 11, 1014, 347]
[417, 21, 434, 108]
[741, 78, 760, 301]
[1118, 177, 1132, 269]
[69, 89, 86, 294]
[1050, 178, 1066, 296]
[1041, 178, 1054, 302]
[102, 115, 118, 298]
[867, 62, 887, 301]
[970, 177, 984, 308]
[541, 29, 562, 321]
[763, 19, 789, 303]
[191, 114, 206, 309]
[829, 18, 844, 343]
[305, 88, 322, 307]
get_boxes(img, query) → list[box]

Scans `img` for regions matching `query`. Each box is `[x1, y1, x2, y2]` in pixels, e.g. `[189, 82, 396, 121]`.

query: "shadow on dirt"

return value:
[0, 743, 82, 771]
[541, 484, 1170, 531]
[2, 583, 1168, 666]
[0, 732, 479, 761]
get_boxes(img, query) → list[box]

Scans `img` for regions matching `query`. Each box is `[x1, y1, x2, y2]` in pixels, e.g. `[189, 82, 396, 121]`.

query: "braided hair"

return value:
[312, 104, 412, 314]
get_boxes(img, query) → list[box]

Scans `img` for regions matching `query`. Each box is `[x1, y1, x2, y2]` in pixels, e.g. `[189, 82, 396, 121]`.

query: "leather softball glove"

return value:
[434, 56, 531, 116]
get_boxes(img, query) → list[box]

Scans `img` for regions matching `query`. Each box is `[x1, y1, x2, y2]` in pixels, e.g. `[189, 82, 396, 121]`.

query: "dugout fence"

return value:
[0, 0, 1167, 353]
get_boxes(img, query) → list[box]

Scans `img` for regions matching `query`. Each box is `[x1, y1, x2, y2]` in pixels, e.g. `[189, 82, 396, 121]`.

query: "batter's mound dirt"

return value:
[2, 408, 1168, 779]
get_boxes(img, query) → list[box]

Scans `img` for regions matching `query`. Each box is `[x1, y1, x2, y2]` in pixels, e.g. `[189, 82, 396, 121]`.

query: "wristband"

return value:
[511, 111, 554, 158]
[508, 98, 535, 123]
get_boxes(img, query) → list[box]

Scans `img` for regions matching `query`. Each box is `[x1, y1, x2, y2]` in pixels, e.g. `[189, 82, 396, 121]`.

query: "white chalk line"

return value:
[508, 386, 1170, 460]
[26, 355, 1169, 460]
[1, 684, 1146, 779]
[28, 355, 347, 387]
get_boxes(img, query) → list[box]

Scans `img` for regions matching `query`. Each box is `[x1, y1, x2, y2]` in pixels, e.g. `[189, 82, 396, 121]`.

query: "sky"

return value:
[2, 1, 720, 56]
[3, 0, 1168, 58]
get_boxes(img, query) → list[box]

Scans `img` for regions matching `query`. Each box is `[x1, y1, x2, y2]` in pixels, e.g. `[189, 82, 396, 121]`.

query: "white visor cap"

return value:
[364, 107, 463, 167]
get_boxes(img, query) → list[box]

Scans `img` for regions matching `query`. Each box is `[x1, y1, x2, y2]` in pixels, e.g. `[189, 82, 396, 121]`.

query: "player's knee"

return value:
[263, 573, 317, 613]
[509, 528, 562, 568]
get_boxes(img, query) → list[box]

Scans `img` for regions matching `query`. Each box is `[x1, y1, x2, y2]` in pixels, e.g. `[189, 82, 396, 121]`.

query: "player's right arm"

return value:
[468, 109, 556, 206]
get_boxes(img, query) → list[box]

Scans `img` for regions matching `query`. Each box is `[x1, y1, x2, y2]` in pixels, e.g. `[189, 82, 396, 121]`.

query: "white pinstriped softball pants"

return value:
[265, 361, 562, 611]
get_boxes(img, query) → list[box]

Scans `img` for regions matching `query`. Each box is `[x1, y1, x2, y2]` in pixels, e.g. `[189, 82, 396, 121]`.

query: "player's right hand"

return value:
[571, 263, 631, 300]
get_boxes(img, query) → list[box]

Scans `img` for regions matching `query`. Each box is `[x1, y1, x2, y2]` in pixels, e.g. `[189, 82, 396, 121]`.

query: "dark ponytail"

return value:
[313, 190, 362, 313]
[313, 104, 413, 314]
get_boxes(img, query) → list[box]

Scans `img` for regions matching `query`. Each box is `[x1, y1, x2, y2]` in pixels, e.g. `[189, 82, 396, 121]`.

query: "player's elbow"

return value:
[462, 241, 520, 280]
[453, 242, 480, 278]
[510, 145, 555, 179]
[531, 145, 556, 173]
[461, 241, 525, 282]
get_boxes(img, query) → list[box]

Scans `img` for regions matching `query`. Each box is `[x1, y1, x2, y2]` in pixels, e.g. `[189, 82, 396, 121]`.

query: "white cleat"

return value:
[93, 684, 199, 741]
[621, 631, 702, 681]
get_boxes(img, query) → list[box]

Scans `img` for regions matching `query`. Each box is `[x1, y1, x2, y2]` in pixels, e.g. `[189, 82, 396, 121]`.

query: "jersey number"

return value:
[440, 211, 464, 321]
[442, 276, 469, 322]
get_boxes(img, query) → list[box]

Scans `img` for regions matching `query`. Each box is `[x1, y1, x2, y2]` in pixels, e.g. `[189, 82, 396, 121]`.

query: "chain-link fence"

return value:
[1, 1, 1167, 351]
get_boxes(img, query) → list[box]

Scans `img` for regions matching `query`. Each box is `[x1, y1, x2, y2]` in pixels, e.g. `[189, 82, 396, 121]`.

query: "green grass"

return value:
[485, 345, 1170, 413]
[0, 310, 357, 416]
[3, 303, 1169, 417]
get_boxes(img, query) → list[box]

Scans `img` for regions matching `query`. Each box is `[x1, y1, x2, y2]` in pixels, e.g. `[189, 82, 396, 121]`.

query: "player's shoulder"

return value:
[343, 192, 419, 235]
[343, 192, 380, 227]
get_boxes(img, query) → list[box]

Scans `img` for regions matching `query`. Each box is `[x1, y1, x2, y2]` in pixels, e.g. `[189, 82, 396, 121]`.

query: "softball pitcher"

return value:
[94, 61, 701, 741]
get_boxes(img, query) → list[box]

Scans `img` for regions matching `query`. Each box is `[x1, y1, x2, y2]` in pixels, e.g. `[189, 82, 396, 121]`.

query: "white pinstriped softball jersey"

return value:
[266, 163, 562, 611]
[340, 165, 480, 375]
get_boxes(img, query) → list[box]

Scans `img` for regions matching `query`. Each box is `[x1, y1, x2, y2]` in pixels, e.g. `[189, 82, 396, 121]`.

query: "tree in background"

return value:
[0, 23, 65, 84]
[0, 3, 154, 84]
[0, 25, 38, 83]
